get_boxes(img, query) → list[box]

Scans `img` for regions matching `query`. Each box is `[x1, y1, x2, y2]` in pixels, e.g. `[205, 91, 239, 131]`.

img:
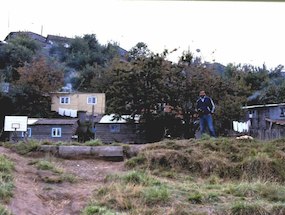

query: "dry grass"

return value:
[83, 137, 285, 214]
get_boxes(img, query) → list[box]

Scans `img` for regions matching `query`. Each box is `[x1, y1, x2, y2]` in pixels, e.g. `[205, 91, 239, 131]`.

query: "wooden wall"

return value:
[95, 124, 146, 144]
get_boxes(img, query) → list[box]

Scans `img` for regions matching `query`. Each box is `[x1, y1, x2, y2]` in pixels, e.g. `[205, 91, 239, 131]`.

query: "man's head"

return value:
[199, 90, 206, 98]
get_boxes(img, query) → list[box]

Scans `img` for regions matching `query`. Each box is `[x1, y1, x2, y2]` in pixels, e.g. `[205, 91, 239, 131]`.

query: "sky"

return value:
[1, 0, 285, 69]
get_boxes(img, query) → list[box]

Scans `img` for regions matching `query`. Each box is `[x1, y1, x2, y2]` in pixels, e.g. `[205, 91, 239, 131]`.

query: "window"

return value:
[87, 96, 97, 104]
[51, 128, 62, 137]
[280, 107, 285, 117]
[110, 124, 120, 133]
[21, 128, 32, 137]
[60, 97, 70, 104]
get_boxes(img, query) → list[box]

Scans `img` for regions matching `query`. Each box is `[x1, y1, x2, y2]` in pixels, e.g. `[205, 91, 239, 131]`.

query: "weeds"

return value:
[31, 158, 77, 183]
[81, 203, 117, 215]
[142, 185, 170, 205]
[0, 155, 14, 203]
[84, 139, 103, 146]
[230, 201, 269, 215]
[0, 205, 12, 215]
[9, 140, 40, 155]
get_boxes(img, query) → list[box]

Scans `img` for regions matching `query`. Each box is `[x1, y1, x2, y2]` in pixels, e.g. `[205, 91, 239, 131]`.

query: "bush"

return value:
[188, 192, 203, 204]
[142, 185, 170, 206]
[84, 139, 103, 146]
[81, 204, 116, 215]
[0, 205, 12, 215]
[10, 140, 40, 155]
[230, 201, 269, 215]
[0, 156, 14, 203]
[121, 171, 160, 186]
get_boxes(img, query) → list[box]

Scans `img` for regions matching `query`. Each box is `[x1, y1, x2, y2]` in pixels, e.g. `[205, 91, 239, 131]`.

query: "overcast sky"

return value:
[1, 0, 285, 69]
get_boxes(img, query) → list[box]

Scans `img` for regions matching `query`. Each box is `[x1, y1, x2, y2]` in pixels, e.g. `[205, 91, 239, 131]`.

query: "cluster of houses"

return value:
[6, 89, 285, 143]
[2, 31, 137, 144]
[5, 91, 146, 144]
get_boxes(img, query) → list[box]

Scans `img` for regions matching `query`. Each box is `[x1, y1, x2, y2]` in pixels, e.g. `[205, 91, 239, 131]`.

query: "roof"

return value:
[46, 35, 72, 43]
[28, 118, 78, 125]
[242, 103, 285, 109]
[50, 92, 104, 95]
[99, 114, 140, 123]
[5, 31, 46, 43]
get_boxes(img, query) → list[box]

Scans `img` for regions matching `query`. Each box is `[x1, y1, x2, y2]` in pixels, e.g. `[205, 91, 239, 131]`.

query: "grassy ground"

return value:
[82, 137, 285, 215]
[0, 155, 14, 215]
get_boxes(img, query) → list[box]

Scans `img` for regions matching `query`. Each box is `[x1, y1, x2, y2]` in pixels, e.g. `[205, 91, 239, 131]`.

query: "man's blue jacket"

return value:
[196, 96, 215, 115]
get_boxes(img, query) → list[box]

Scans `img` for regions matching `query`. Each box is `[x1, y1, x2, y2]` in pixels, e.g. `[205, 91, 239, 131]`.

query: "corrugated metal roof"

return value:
[242, 103, 285, 109]
[28, 118, 78, 125]
[27, 118, 39, 125]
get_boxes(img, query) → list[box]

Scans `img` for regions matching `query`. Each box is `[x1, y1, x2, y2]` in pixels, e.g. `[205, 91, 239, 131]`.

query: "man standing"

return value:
[196, 90, 216, 137]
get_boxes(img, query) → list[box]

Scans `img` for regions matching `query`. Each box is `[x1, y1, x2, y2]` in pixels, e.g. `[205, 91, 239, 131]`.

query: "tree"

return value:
[13, 57, 64, 116]
[0, 35, 41, 82]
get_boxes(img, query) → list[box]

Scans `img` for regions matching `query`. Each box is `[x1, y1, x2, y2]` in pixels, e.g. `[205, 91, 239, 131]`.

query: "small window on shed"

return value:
[21, 128, 32, 138]
[280, 107, 285, 117]
[110, 124, 120, 133]
[249, 110, 255, 118]
[51, 128, 62, 137]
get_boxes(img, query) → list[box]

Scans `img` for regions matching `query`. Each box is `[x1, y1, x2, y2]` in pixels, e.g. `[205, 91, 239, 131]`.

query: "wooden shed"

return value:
[12, 118, 79, 142]
[94, 114, 146, 144]
[243, 103, 285, 140]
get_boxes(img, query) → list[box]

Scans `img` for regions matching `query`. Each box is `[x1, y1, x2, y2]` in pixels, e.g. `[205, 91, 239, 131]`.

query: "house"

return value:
[50, 92, 105, 116]
[12, 118, 79, 142]
[4, 31, 46, 45]
[242, 103, 285, 140]
[95, 114, 146, 144]
[46, 34, 72, 47]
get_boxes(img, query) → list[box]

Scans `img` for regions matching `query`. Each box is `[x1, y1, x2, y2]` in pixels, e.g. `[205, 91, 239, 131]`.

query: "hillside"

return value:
[1, 138, 285, 214]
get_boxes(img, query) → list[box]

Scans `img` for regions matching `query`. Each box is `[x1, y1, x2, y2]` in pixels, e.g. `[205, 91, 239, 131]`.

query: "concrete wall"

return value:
[38, 145, 145, 161]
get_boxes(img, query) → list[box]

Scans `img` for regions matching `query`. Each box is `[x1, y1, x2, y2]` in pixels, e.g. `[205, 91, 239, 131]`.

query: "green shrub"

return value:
[81, 204, 116, 215]
[35, 160, 57, 171]
[0, 156, 14, 173]
[60, 173, 77, 183]
[11, 140, 40, 155]
[230, 201, 269, 215]
[188, 192, 203, 204]
[124, 155, 147, 169]
[0, 156, 14, 203]
[84, 139, 103, 146]
[0, 205, 12, 215]
[142, 186, 170, 205]
[121, 171, 160, 186]
[0, 182, 14, 203]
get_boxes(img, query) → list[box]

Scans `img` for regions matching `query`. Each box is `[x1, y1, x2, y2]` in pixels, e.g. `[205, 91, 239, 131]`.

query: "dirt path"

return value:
[0, 147, 126, 215]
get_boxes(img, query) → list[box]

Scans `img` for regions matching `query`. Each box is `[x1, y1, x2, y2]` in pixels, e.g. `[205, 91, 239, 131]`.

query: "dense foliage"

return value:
[1, 33, 285, 141]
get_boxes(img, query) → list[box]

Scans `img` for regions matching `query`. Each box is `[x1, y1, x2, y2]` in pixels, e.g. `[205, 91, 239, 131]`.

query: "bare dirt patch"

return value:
[0, 146, 126, 215]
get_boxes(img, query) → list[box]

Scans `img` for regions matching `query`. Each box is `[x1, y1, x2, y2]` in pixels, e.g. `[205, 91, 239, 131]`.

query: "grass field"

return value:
[82, 137, 285, 215]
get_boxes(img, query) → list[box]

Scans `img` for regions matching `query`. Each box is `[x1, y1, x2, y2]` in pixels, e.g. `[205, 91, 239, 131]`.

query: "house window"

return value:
[87, 96, 97, 104]
[110, 124, 120, 133]
[51, 128, 61, 137]
[21, 128, 32, 138]
[60, 97, 70, 104]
